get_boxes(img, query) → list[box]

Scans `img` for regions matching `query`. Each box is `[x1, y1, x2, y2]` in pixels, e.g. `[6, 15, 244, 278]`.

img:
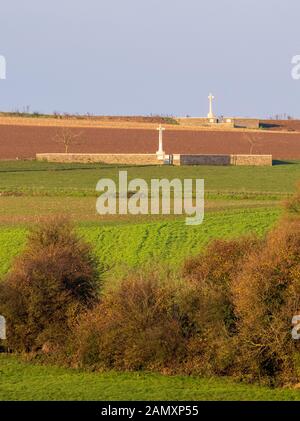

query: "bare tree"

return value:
[244, 132, 265, 155]
[244, 132, 264, 155]
[244, 133, 255, 154]
[53, 128, 83, 153]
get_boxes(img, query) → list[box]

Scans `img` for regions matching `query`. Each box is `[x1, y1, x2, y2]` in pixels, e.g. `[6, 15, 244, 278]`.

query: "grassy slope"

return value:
[0, 208, 280, 279]
[0, 160, 299, 197]
[0, 196, 279, 225]
[1, 355, 300, 401]
[0, 157, 291, 276]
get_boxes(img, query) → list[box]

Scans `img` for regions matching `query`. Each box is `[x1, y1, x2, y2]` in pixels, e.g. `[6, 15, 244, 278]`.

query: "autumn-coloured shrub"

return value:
[232, 218, 300, 385]
[181, 237, 260, 375]
[71, 274, 185, 371]
[0, 218, 102, 353]
[183, 237, 260, 329]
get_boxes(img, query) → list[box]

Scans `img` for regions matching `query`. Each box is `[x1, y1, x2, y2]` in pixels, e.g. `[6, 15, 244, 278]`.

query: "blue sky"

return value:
[0, 0, 299, 117]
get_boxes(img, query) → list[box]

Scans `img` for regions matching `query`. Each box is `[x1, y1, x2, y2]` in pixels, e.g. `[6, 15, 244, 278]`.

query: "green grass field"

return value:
[1, 355, 300, 401]
[0, 160, 299, 198]
[0, 208, 280, 279]
[0, 160, 286, 278]
[0, 160, 298, 400]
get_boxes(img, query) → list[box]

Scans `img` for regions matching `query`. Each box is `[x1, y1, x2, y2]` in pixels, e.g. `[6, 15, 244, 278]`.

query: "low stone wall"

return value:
[37, 153, 272, 166]
[176, 117, 219, 126]
[176, 117, 261, 129]
[230, 155, 272, 166]
[36, 153, 159, 165]
[173, 154, 272, 166]
[173, 154, 230, 165]
[233, 118, 260, 129]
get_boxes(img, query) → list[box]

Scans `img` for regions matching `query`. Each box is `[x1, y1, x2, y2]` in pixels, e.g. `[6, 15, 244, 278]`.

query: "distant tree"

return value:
[244, 132, 264, 155]
[244, 132, 255, 154]
[53, 127, 83, 153]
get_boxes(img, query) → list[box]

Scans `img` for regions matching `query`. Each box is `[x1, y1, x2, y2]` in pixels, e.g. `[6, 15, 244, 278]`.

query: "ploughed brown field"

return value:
[1, 120, 300, 160]
[260, 120, 300, 132]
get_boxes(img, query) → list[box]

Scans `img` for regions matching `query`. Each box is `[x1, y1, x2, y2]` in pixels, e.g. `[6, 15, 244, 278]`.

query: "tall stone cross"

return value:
[156, 124, 165, 160]
[207, 93, 215, 119]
